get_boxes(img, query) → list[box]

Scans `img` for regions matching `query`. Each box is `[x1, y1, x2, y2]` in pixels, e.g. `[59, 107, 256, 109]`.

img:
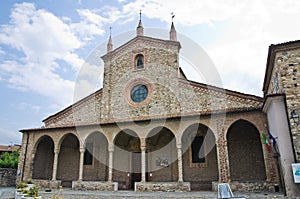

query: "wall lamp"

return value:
[291, 110, 299, 124]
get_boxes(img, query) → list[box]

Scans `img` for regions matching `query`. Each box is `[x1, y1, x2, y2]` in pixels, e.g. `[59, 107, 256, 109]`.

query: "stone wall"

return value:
[34, 179, 61, 189]
[268, 47, 300, 161]
[42, 35, 264, 129]
[0, 168, 17, 187]
[135, 182, 190, 192]
[72, 181, 118, 191]
[212, 181, 276, 192]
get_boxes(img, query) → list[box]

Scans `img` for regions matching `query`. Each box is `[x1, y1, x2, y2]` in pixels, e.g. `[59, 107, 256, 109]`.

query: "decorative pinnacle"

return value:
[171, 12, 175, 22]
[139, 10, 142, 21]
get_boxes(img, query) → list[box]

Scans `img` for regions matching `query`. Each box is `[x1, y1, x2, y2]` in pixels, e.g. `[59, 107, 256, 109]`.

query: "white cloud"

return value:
[0, 127, 22, 145]
[117, 0, 300, 96]
[16, 102, 41, 113]
[206, 0, 300, 95]
[119, 0, 242, 25]
[0, 2, 111, 106]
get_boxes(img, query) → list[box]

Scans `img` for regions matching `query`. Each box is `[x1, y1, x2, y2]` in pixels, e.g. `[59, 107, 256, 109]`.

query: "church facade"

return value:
[18, 18, 300, 197]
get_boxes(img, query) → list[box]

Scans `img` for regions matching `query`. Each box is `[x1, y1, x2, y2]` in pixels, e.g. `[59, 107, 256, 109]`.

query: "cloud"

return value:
[117, 0, 300, 96]
[0, 2, 110, 106]
[119, 0, 242, 25]
[16, 102, 41, 113]
[0, 127, 22, 145]
[206, 0, 300, 95]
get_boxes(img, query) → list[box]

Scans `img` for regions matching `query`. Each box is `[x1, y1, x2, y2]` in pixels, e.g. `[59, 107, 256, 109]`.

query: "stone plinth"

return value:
[33, 179, 61, 189]
[135, 182, 190, 192]
[72, 181, 118, 191]
[212, 181, 276, 192]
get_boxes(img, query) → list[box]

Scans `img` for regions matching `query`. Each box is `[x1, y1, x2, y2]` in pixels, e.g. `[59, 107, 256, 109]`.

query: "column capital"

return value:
[108, 144, 114, 152]
[176, 144, 182, 149]
[54, 148, 60, 154]
[79, 147, 85, 153]
[140, 137, 146, 148]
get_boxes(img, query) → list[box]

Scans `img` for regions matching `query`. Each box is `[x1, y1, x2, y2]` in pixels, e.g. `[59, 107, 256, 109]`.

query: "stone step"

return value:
[38, 189, 285, 199]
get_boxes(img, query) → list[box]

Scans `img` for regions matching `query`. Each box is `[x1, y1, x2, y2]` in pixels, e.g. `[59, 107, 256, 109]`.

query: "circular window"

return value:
[130, 84, 148, 103]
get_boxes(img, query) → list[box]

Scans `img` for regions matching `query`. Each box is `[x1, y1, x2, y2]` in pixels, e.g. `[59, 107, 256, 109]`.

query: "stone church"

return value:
[17, 16, 300, 197]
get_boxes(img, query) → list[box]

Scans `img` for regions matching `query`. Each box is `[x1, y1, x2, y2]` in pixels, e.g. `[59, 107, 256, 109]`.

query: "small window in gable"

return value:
[135, 54, 144, 69]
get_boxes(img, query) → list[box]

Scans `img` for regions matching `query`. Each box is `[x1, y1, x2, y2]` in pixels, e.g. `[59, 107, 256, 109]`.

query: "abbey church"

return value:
[18, 16, 300, 198]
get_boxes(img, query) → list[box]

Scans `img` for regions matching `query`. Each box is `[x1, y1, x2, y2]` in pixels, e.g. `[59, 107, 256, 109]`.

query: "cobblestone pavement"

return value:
[0, 187, 288, 199]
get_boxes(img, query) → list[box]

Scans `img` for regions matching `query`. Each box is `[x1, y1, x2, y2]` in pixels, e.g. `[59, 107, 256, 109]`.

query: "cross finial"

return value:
[171, 12, 175, 22]
[109, 26, 112, 37]
[139, 9, 142, 21]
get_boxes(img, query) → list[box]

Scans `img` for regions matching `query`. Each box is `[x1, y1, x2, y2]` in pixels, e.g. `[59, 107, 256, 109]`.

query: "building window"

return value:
[130, 84, 148, 103]
[135, 54, 144, 69]
[191, 136, 205, 163]
[84, 143, 93, 165]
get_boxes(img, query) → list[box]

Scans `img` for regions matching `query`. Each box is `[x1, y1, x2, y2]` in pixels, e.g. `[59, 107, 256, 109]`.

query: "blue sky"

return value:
[0, 0, 299, 145]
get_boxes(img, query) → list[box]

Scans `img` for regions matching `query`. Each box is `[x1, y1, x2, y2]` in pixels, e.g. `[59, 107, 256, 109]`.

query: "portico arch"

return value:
[146, 126, 178, 182]
[83, 131, 108, 181]
[227, 119, 266, 181]
[57, 133, 80, 187]
[181, 123, 218, 190]
[113, 129, 141, 190]
[32, 135, 54, 180]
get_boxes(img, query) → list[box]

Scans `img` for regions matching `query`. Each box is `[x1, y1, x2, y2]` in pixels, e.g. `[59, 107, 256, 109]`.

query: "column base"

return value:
[33, 179, 61, 189]
[212, 181, 277, 192]
[135, 181, 190, 192]
[72, 181, 118, 191]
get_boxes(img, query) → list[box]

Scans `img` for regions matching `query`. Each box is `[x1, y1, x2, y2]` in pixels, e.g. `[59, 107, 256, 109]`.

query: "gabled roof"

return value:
[42, 89, 103, 126]
[101, 35, 181, 62]
[35, 76, 263, 131]
[263, 40, 300, 94]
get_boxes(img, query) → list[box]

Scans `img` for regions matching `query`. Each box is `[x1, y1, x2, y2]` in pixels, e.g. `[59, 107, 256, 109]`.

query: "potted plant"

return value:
[15, 182, 28, 199]
[21, 185, 41, 199]
[26, 178, 35, 190]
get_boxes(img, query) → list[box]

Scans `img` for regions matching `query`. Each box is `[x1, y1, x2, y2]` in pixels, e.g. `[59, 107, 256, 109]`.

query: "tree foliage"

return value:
[0, 150, 19, 169]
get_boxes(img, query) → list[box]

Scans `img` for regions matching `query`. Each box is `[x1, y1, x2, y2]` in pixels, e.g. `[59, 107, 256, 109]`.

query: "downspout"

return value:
[21, 132, 29, 182]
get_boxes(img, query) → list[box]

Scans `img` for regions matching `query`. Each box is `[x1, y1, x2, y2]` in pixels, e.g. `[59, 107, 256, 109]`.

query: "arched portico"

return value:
[226, 119, 266, 181]
[181, 123, 218, 190]
[146, 126, 178, 182]
[83, 131, 108, 181]
[32, 135, 54, 180]
[113, 129, 141, 190]
[56, 133, 80, 187]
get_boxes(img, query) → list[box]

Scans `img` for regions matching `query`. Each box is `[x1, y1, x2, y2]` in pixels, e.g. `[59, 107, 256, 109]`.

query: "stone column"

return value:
[108, 144, 114, 182]
[141, 146, 146, 182]
[177, 144, 183, 182]
[216, 140, 230, 182]
[52, 149, 59, 181]
[78, 147, 85, 181]
[140, 138, 146, 182]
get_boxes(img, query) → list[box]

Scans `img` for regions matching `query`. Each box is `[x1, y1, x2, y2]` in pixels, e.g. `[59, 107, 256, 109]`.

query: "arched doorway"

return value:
[146, 126, 178, 182]
[227, 120, 266, 181]
[181, 123, 218, 191]
[33, 136, 54, 180]
[83, 132, 108, 181]
[57, 133, 80, 187]
[113, 129, 141, 190]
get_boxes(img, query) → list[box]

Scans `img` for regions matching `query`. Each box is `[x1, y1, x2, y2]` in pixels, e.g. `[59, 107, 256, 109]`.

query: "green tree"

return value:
[0, 150, 19, 169]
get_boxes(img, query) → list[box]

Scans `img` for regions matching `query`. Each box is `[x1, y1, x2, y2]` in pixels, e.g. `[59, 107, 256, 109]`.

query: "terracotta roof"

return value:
[20, 106, 261, 132]
[42, 88, 103, 123]
[0, 145, 21, 152]
[180, 78, 263, 102]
